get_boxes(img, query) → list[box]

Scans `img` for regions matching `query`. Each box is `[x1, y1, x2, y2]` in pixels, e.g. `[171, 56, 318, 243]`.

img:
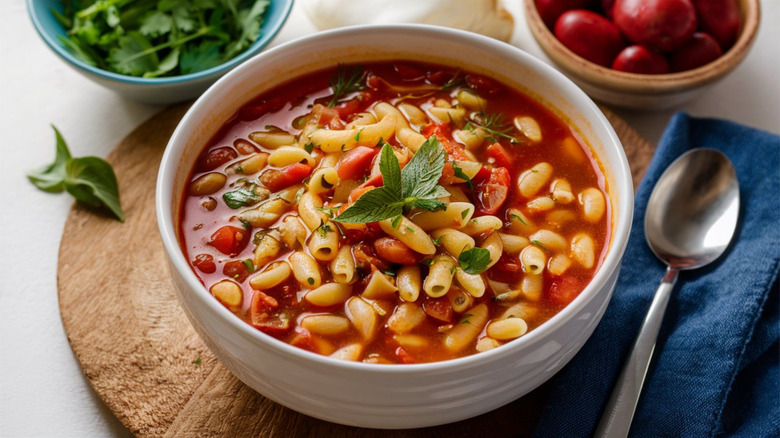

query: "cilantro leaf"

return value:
[180, 40, 222, 74]
[451, 161, 475, 189]
[224, 0, 269, 58]
[108, 31, 159, 76]
[139, 10, 173, 37]
[28, 126, 72, 193]
[458, 248, 491, 275]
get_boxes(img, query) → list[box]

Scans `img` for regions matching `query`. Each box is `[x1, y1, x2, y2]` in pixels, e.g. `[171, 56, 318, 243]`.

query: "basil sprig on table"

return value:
[332, 137, 449, 224]
[28, 126, 124, 222]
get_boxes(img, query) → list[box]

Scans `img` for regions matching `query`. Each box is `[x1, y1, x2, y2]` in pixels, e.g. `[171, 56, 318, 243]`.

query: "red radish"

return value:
[693, 0, 740, 51]
[613, 0, 697, 52]
[670, 32, 723, 72]
[612, 45, 670, 74]
[535, 0, 595, 30]
[554, 10, 625, 67]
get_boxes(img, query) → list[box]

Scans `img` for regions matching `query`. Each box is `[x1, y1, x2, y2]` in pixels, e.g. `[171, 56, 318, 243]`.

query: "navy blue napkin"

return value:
[532, 114, 779, 437]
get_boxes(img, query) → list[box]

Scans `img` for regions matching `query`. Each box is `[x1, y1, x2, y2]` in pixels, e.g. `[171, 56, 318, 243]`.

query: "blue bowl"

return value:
[27, 0, 293, 104]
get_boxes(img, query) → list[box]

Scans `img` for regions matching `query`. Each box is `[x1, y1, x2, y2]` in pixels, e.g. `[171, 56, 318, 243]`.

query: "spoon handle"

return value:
[594, 267, 679, 438]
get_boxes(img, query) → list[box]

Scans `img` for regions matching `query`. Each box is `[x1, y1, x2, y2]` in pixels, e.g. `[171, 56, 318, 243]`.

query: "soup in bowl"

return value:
[157, 24, 633, 428]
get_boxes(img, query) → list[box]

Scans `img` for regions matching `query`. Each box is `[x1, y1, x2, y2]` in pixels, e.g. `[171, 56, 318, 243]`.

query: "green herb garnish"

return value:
[328, 64, 366, 107]
[458, 247, 491, 275]
[470, 111, 520, 143]
[242, 259, 255, 273]
[332, 138, 449, 224]
[531, 240, 549, 252]
[56, 0, 270, 78]
[451, 162, 475, 190]
[510, 213, 527, 226]
[28, 125, 124, 222]
[223, 185, 265, 209]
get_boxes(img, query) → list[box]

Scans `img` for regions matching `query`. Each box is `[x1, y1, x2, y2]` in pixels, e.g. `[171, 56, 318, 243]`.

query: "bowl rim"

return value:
[523, 0, 761, 93]
[25, 0, 294, 85]
[156, 23, 634, 373]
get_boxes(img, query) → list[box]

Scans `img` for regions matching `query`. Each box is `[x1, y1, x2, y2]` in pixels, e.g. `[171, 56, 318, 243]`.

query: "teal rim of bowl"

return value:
[26, 0, 293, 85]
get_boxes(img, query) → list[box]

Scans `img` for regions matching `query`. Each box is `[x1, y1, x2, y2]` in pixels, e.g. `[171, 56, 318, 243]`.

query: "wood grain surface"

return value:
[58, 104, 654, 437]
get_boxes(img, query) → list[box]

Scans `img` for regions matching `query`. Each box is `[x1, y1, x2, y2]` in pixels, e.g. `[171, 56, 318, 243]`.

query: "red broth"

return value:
[179, 61, 609, 364]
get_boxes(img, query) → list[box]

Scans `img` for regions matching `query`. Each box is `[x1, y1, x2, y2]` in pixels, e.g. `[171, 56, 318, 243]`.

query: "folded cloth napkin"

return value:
[532, 113, 780, 437]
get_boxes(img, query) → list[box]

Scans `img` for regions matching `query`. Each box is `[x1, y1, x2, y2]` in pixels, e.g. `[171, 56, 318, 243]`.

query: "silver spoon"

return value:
[594, 148, 740, 437]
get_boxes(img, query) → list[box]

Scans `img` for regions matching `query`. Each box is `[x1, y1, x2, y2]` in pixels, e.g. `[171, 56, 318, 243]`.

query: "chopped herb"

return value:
[223, 185, 266, 209]
[332, 138, 449, 224]
[531, 240, 549, 252]
[432, 235, 443, 245]
[451, 162, 475, 190]
[458, 247, 492, 275]
[391, 215, 403, 228]
[307, 277, 315, 285]
[354, 129, 363, 142]
[510, 213, 528, 225]
[328, 64, 366, 107]
[461, 208, 471, 220]
[382, 269, 397, 277]
[469, 111, 520, 143]
[315, 205, 337, 218]
[28, 125, 124, 222]
[242, 259, 255, 273]
[304, 142, 315, 154]
[294, 187, 305, 204]
[192, 358, 202, 365]
[240, 218, 252, 230]
[316, 223, 332, 238]
[460, 313, 474, 325]
[405, 226, 414, 233]
[421, 258, 435, 266]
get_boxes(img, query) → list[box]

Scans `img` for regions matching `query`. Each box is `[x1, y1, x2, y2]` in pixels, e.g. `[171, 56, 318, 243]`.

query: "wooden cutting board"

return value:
[58, 103, 654, 437]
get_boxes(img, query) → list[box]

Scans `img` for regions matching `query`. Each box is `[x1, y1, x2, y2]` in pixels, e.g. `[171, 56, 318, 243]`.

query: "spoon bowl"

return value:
[596, 148, 740, 437]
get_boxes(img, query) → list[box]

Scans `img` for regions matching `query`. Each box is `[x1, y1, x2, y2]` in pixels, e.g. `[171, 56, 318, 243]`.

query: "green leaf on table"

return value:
[27, 125, 72, 193]
[65, 157, 125, 222]
[28, 125, 125, 222]
[458, 247, 491, 275]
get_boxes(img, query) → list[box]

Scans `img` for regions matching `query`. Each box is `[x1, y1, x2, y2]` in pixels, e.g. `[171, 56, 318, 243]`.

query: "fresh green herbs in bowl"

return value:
[27, 0, 294, 103]
[55, 0, 272, 78]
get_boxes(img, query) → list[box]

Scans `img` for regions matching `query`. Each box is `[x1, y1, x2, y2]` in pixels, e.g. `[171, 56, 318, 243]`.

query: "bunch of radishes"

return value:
[535, 0, 741, 73]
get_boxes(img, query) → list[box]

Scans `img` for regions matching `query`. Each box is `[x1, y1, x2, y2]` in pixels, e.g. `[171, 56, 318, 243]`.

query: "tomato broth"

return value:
[179, 61, 609, 364]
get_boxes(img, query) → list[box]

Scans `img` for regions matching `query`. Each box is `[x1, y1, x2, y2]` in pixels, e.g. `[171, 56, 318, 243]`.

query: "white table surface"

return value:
[1, 1, 777, 436]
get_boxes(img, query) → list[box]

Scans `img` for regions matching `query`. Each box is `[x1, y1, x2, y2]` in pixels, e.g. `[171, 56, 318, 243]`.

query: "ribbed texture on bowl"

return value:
[524, 0, 760, 109]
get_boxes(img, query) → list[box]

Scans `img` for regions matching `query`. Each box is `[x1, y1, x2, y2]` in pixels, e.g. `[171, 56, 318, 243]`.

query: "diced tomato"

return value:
[250, 291, 289, 335]
[336, 146, 378, 180]
[472, 165, 492, 184]
[290, 329, 317, 352]
[394, 346, 416, 364]
[548, 276, 585, 307]
[465, 74, 502, 95]
[475, 167, 511, 215]
[491, 258, 522, 283]
[421, 124, 469, 161]
[423, 296, 454, 323]
[335, 91, 375, 120]
[361, 173, 384, 189]
[373, 237, 419, 265]
[209, 225, 250, 256]
[260, 163, 312, 192]
[486, 143, 513, 169]
[223, 260, 251, 283]
[192, 253, 216, 274]
[353, 242, 391, 272]
[198, 146, 237, 172]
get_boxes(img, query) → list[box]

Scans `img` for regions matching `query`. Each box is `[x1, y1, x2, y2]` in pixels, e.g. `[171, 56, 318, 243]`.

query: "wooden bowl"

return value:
[524, 0, 760, 110]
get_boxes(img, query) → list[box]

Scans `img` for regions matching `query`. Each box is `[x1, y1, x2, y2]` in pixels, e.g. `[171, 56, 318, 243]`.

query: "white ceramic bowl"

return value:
[157, 24, 634, 429]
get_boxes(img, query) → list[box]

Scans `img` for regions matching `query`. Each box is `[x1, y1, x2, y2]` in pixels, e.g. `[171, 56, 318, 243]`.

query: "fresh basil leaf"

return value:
[410, 198, 446, 212]
[223, 187, 265, 209]
[401, 136, 446, 200]
[458, 247, 491, 275]
[332, 187, 404, 224]
[378, 143, 402, 197]
[64, 157, 125, 222]
[27, 125, 72, 193]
